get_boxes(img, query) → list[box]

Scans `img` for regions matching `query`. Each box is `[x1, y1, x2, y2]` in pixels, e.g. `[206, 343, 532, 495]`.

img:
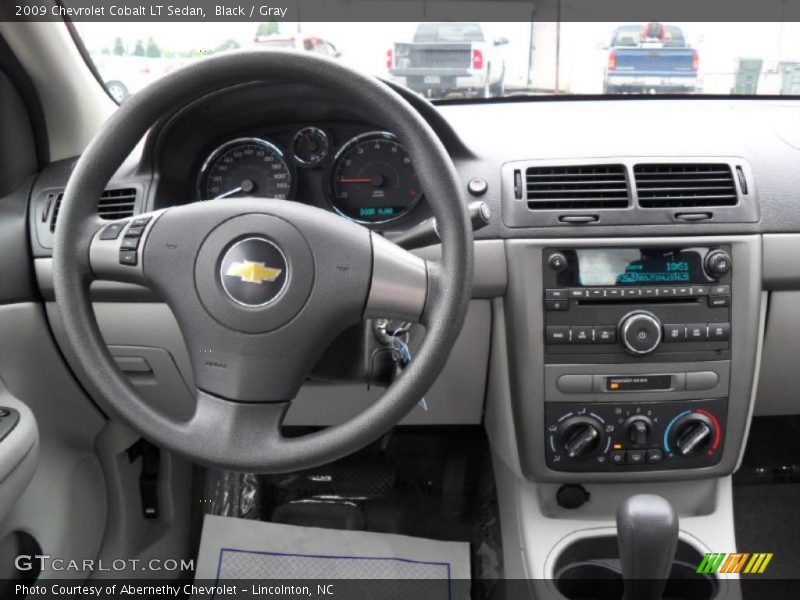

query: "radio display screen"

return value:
[572, 248, 704, 287]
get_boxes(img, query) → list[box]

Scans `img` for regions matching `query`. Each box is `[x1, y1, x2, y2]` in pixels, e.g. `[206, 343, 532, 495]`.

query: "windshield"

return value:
[73, 21, 800, 103]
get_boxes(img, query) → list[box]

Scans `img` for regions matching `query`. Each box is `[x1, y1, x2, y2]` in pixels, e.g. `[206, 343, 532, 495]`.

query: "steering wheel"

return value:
[52, 51, 473, 473]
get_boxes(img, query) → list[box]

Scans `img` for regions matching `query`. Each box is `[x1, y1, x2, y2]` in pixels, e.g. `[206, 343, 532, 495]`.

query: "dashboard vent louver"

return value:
[634, 163, 737, 208]
[525, 164, 630, 210]
[96, 188, 138, 220]
[49, 188, 138, 232]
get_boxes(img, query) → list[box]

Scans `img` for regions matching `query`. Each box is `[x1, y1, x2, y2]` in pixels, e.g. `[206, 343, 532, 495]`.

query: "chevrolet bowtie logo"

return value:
[224, 261, 283, 284]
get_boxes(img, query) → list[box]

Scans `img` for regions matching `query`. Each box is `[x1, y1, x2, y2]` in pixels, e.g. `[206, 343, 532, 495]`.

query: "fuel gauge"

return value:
[292, 126, 329, 168]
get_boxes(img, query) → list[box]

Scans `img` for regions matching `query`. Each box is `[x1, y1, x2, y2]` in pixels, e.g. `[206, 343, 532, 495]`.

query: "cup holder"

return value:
[553, 536, 718, 600]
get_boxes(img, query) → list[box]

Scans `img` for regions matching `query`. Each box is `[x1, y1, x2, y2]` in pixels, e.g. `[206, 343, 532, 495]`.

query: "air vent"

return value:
[635, 163, 737, 208]
[525, 164, 630, 210]
[49, 188, 138, 232]
[96, 188, 138, 220]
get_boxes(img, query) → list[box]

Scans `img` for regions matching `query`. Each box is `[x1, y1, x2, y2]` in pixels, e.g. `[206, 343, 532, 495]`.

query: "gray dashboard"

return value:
[22, 85, 800, 483]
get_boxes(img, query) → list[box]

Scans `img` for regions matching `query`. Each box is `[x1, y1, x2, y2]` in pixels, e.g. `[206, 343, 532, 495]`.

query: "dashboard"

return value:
[21, 79, 800, 484]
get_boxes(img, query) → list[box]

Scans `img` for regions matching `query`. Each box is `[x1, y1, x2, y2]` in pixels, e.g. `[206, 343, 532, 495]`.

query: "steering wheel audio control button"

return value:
[131, 216, 152, 228]
[100, 222, 126, 240]
[120, 236, 140, 251]
[119, 250, 138, 266]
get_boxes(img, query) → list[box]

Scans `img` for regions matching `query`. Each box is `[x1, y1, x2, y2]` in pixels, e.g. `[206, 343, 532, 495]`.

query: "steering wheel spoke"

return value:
[365, 233, 432, 324]
[89, 209, 166, 285]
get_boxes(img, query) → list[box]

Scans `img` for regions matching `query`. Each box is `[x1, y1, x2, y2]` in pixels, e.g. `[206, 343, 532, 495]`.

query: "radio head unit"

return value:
[543, 245, 732, 362]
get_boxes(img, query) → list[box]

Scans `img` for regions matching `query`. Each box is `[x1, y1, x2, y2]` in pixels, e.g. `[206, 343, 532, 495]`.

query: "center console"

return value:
[503, 235, 763, 483]
[542, 245, 732, 473]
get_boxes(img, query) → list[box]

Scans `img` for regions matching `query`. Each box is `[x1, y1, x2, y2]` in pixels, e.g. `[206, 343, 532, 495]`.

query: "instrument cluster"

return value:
[196, 126, 422, 226]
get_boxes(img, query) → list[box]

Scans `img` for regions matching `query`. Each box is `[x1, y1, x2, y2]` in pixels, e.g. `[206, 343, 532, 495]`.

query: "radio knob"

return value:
[619, 311, 662, 355]
[704, 250, 732, 279]
[548, 251, 568, 272]
[557, 416, 606, 460]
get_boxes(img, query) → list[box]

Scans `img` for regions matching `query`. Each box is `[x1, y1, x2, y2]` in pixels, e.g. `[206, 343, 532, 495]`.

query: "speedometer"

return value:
[198, 138, 292, 201]
[329, 132, 421, 224]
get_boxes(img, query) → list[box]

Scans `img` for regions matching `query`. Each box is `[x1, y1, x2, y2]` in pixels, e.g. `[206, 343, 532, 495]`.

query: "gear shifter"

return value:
[617, 494, 678, 600]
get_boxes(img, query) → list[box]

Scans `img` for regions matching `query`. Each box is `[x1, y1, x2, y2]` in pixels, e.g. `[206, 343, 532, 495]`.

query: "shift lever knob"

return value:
[617, 494, 678, 600]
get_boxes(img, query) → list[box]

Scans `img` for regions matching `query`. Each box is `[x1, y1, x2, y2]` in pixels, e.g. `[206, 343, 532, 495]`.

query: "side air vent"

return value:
[96, 188, 138, 220]
[634, 163, 738, 208]
[49, 188, 138, 232]
[525, 164, 630, 210]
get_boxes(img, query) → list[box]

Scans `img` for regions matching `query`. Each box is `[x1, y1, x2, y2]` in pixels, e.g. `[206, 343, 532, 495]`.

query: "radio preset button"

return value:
[663, 324, 685, 342]
[641, 287, 657, 297]
[708, 322, 731, 341]
[657, 287, 675, 297]
[588, 289, 605, 299]
[686, 323, 708, 340]
[605, 288, 622, 299]
[621, 288, 641, 298]
[676, 286, 691, 297]
[546, 326, 571, 344]
[595, 326, 617, 343]
[569, 289, 587, 299]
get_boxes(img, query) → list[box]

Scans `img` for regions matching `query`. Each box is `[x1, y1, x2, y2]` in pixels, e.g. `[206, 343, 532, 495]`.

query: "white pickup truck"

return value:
[388, 22, 507, 98]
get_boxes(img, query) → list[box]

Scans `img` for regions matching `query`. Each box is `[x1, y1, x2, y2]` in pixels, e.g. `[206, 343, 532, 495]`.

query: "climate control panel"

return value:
[545, 398, 726, 472]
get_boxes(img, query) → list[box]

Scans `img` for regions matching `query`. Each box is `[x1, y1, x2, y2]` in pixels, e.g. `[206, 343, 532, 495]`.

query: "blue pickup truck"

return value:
[603, 23, 698, 94]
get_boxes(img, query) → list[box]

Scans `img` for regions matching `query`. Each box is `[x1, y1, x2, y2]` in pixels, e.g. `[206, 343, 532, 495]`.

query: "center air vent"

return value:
[634, 163, 738, 208]
[49, 188, 138, 232]
[525, 164, 630, 210]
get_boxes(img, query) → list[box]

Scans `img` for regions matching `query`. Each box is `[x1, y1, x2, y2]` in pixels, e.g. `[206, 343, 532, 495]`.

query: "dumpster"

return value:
[733, 58, 763, 94]
[779, 62, 800, 95]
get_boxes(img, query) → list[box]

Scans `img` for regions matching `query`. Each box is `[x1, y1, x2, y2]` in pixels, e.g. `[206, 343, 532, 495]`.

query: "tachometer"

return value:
[198, 138, 292, 201]
[329, 132, 421, 224]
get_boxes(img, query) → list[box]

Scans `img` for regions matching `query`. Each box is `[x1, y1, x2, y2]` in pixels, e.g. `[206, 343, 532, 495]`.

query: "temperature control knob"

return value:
[619, 311, 663, 355]
[668, 412, 716, 456]
[557, 416, 606, 460]
[704, 250, 732, 279]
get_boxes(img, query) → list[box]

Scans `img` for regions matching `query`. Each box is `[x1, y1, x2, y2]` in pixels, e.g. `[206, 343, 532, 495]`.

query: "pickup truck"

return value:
[603, 23, 698, 94]
[388, 22, 507, 98]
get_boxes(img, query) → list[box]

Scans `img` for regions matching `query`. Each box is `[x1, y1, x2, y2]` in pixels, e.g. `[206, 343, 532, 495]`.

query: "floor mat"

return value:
[734, 416, 800, 598]
[733, 483, 800, 579]
[195, 514, 471, 598]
